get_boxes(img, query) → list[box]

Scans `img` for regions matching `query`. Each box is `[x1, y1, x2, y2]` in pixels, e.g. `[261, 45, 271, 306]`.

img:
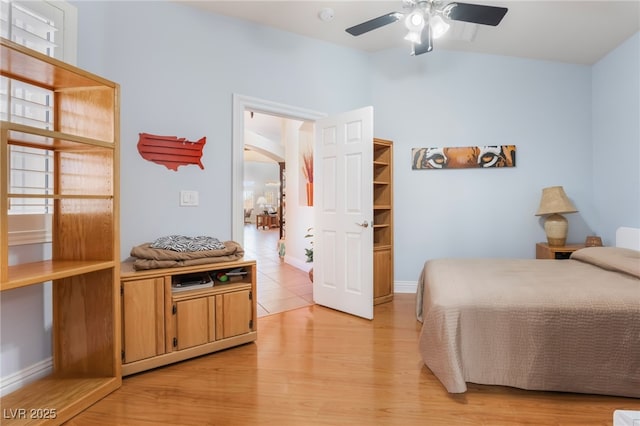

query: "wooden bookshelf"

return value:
[373, 138, 394, 305]
[0, 37, 121, 425]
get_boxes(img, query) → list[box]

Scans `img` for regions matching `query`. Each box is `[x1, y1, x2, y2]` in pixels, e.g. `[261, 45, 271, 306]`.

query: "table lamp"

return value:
[256, 196, 267, 214]
[535, 186, 578, 247]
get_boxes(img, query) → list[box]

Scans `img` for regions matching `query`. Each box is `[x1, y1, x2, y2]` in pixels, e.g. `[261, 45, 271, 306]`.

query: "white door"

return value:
[313, 106, 374, 319]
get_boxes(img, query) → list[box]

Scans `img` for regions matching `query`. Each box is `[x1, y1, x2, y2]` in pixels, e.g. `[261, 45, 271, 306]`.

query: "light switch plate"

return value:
[613, 410, 640, 426]
[180, 190, 199, 206]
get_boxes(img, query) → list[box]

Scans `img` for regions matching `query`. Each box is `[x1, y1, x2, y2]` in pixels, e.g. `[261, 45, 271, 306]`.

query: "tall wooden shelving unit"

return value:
[0, 38, 121, 424]
[373, 138, 393, 305]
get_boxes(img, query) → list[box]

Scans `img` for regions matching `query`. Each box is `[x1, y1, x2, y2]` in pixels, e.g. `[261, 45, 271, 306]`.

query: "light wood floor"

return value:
[66, 295, 639, 425]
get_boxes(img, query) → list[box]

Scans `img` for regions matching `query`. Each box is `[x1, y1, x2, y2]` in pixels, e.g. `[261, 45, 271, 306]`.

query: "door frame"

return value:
[231, 94, 325, 245]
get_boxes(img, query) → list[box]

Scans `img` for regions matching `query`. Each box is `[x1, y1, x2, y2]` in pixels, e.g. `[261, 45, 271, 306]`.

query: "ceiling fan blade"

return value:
[445, 2, 508, 26]
[346, 12, 402, 36]
[412, 25, 433, 56]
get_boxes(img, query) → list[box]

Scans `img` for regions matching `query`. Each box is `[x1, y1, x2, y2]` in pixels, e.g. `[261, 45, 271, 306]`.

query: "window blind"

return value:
[2, 0, 76, 244]
[0, 0, 59, 56]
[9, 145, 54, 214]
[2, 0, 58, 216]
[244, 190, 255, 209]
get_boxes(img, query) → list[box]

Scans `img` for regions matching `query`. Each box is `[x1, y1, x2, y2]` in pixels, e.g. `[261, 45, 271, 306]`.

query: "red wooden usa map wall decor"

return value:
[137, 132, 206, 171]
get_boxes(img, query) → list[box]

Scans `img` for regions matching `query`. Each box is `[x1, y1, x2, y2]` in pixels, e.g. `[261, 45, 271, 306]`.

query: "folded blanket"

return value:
[150, 235, 226, 252]
[131, 240, 244, 270]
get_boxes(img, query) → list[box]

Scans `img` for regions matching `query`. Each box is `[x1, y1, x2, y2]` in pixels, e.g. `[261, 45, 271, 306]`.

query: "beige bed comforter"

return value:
[416, 247, 640, 397]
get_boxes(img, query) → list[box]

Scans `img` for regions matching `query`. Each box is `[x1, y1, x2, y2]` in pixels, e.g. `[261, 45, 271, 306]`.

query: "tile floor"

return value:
[243, 224, 313, 317]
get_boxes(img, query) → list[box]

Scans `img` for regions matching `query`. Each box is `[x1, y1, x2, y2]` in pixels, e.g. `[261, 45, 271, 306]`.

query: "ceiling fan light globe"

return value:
[404, 30, 422, 44]
[431, 15, 450, 39]
[405, 11, 425, 31]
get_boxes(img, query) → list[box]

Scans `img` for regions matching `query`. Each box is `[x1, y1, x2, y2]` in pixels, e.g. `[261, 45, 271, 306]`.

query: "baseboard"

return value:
[268, 263, 417, 294]
[256, 255, 416, 295]
[394, 280, 417, 294]
[284, 255, 312, 272]
[0, 358, 52, 397]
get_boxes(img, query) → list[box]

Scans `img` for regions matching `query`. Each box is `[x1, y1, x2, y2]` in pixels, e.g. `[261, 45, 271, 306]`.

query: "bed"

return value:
[416, 227, 640, 398]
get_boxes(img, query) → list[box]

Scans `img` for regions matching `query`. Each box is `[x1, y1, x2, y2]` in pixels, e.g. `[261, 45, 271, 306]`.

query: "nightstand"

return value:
[536, 243, 586, 259]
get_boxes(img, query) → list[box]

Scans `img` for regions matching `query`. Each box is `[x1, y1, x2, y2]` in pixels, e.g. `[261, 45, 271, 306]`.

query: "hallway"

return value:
[243, 224, 313, 317]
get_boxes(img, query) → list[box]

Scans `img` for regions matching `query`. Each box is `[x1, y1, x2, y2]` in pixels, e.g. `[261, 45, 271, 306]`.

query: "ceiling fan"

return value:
[345, 0, 508, 56]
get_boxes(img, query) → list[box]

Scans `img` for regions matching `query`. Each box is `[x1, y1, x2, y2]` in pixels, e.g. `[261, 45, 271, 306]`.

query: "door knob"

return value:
[356, 220, 369, 228]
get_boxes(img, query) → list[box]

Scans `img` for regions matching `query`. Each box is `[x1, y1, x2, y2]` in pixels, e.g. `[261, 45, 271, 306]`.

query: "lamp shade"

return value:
[256, 196, 267, 206]
[535, 186, 577, 216]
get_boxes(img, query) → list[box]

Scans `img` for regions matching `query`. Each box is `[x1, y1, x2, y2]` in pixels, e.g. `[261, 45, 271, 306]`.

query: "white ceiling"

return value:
[244, 111, 287, 162]
[246, 111, 286, 143]
[180, 0, 640, 65]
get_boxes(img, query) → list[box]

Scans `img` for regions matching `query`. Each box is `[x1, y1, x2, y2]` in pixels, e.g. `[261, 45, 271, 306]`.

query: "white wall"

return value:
[283, 121, 314, 272]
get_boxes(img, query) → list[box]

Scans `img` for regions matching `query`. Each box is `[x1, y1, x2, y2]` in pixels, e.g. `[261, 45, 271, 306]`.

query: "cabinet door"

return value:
[218, 290, 252, 339]
[122, 278, 165, 364]
[373, 248, 392, 301]
[175, 297, 214, 350]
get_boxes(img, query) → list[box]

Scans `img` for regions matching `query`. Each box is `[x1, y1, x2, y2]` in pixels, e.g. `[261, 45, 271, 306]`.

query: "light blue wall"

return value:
[370, 48, 595, 279]
[0, 245, 52, 387]
[73, 0, 372, 259]
[592, 33, 640, 241]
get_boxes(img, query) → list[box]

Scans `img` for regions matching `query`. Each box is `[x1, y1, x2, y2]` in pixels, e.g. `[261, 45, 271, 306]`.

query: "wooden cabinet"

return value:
[0, 38, 120, 424]
[373, 138, 394, 305]
[256, 214, 279, 229]
[536, 243, 586, 259]
[121, 278, 166, 364]
[120, 260, 257, 376]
